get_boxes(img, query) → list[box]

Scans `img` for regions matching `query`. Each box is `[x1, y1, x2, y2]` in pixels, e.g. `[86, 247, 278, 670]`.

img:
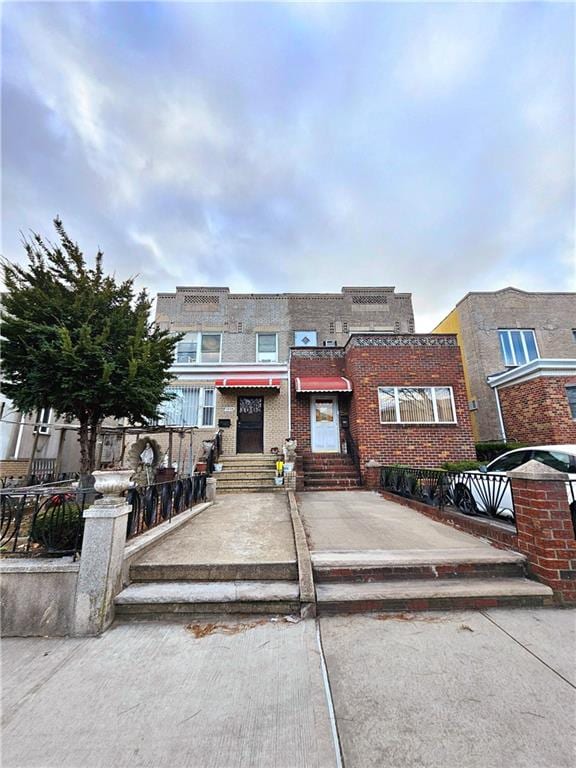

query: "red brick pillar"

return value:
[364, 461, 381, 491]
[508, 461, 576, 605]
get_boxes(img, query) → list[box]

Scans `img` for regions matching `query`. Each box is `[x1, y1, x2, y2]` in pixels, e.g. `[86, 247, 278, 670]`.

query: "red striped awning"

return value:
[295, 376, 353, 393]
[214, 378, 282, 389]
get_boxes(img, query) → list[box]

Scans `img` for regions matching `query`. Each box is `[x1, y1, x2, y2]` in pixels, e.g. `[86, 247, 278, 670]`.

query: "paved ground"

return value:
[298, 490, 499, 553]
[2, 609, 575, 768]
[134, 492, 296, 568]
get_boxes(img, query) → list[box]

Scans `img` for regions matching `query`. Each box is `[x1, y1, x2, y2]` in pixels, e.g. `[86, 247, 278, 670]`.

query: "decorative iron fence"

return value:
[380, 465, 516, 527]
[125, 474, 206, 539]
[1, 472, 79, 489]
[344, 429, 361, 480]
[206, 429, 223, 475]
[0, 485, 89, 558]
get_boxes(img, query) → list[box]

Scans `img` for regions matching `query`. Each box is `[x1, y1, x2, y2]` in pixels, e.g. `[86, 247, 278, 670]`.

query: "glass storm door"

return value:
[237, 396, 264, 453]
[311, 396, 340, 453]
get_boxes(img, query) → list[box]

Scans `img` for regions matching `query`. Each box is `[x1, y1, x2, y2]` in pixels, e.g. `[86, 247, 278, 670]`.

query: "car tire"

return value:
[454, 485, 478, 515]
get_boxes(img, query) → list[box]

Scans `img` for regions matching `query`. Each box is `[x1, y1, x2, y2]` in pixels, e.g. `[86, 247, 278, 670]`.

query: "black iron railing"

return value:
[125, 474, 206, 539]
[1, 472, 79, 489]
[344, 429, 361, 481]
[380, 465, 516, 527]
[0, 484, 89, 558]
[206, 429, 223, 475]
[568, 480, 576, 537]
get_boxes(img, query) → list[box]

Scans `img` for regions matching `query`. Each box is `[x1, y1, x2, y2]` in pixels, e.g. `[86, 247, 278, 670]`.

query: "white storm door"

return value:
[311, 396, 340, 452]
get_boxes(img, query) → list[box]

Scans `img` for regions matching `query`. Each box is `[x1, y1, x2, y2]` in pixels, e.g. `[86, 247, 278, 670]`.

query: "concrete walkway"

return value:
[2, 609, 575, 767]
[132, 492, 297, 579]
[298, 490, 503, 554]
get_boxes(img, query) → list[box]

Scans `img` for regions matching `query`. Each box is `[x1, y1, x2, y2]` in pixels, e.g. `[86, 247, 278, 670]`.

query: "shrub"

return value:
[441, 460, 483, 472]
[30, 500, 83, 553]
[475, 442, 526, 462]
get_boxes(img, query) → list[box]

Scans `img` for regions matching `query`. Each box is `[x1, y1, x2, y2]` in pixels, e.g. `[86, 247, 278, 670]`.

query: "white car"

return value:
[450, 445, 576, 523]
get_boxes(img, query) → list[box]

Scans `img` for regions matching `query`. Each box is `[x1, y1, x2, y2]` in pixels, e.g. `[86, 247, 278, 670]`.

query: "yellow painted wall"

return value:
[433, 309, 478, 440]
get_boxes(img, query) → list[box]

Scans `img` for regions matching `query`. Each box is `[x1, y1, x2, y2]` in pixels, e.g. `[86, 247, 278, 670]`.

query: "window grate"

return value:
[352, 295, 388, 304]
[183, 295, 220, 305]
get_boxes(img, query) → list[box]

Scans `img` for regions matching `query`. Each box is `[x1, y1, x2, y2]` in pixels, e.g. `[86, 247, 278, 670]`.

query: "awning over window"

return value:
[295, 376, 353, 393]
[214, 378, 282, 389]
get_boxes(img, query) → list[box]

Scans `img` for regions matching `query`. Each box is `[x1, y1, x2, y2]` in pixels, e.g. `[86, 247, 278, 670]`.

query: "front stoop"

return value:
[312, 548, 554, 614]
[302, 453, 361, 491]
[216, 455, 284, 493]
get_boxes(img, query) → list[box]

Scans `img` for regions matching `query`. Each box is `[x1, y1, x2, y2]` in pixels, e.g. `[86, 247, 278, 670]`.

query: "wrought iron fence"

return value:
[379, 465, 516, 526]
[1, 472, 79, 489]
[206, 429, 223, 475]
[344, 429, 362, 481]
[0, 484, 89, 557]
[568, 480, 576, 537]
[125, 474, 206, 539]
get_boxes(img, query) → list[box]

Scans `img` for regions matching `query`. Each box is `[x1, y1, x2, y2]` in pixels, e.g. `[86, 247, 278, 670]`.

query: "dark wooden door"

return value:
[237, 397, 264, 453]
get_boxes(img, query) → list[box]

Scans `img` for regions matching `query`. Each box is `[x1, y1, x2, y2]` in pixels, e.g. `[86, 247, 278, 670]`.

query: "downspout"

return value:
[13, 415, 25, 459]
[494, 385, 507, 442]
[287, 349, 292, 437]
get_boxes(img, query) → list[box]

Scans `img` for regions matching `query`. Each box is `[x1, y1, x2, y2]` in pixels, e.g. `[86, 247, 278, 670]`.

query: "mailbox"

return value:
[340, 415, 350, 429]
[218, 418, 232, 428]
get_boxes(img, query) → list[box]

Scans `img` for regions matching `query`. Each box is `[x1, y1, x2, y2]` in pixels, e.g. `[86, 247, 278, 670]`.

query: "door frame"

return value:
[310, 395, 340, 453]
[236, 395, 264, 454]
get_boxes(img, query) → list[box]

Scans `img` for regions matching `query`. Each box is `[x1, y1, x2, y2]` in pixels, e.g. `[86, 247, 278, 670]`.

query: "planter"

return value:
[195, 462, 207, 473]
[92, 469, 134, 498]
[284, 462, 294, 473]
[214, 463, 223, 473]
[274, 476, 284, 486]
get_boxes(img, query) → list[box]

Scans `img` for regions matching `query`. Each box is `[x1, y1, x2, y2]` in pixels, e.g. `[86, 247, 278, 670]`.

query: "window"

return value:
[532, 450, 574, 474]
[175, 333, 222, 364]
[498, 329, 538, 367]
[257, 333, 278, 362]
[488, 451, 531, 472]
[567, 386, 576, 419]
[294, 330, 317, 347]
[159, 387, 215, 427]
[378, 387, 456, 424]
[34, 407, 52, 435]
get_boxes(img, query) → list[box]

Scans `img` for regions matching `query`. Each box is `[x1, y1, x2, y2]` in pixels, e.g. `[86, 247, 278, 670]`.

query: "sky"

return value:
[2, 1, 575, 330]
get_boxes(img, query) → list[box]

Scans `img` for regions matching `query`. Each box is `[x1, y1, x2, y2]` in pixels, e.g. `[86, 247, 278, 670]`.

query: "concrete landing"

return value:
[131, 492, 297, 581]
[298, 490, 504, 553]
[1, 619, 338, 768]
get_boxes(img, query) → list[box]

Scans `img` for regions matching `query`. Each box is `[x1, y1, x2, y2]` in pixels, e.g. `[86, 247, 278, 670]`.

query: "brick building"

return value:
[291, 334, 476, 486]
[153, 286, 414, 465]
[487, 360, 576, 444]
[433, 288, 576, 442]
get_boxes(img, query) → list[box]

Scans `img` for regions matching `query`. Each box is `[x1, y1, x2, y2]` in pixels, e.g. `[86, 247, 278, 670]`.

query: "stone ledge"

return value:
[507, 460, 569, 482]
[0, 558, 80, 574]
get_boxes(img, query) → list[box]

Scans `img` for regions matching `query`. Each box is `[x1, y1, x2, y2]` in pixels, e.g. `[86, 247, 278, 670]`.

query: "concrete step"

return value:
[217, 471, 278, 481]
[315, 577, 553, 614]
[300, 486, 364, 492]
[312, 549, 527, 582]
[115, 580, 300, 618]
[220, 455, 278, 463]
[219, 486, 286, 494]
[217, 477, 280, 488]
[131, 560, 298, 582]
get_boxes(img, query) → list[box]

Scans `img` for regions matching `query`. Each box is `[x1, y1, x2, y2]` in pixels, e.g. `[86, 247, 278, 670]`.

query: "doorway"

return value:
[237, 396, 264, 453]
[310, 396, 340, 452]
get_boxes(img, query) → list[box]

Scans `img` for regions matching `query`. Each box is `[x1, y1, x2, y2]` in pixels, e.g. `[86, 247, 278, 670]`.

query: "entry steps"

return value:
[303, 453, 361, 491]
[115, 553, 299, 619]
[215, 454, 283, 494]
[311, 548, 554, 613]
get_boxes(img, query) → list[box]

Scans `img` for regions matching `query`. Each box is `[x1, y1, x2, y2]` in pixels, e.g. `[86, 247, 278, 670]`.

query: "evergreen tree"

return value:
[1, 218, 180, 482]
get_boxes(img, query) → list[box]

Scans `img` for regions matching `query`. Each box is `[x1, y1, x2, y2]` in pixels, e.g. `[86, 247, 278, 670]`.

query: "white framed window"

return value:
[498, 329, 538, 367]
[175, 333, 222, 364]
[159, 387, 216, 427]
[378, 386, 457, 424]
[294, 330, 317, 347]
[567, 386, 576, 419]
[257, 333, 278, 362]
[34, 407, 52, 435]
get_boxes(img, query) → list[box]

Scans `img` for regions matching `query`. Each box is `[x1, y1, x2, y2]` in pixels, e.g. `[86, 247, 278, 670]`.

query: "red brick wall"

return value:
[290, 341, 476, 472]
[498, 376, 576, 444]
[345, 344, 476, 474]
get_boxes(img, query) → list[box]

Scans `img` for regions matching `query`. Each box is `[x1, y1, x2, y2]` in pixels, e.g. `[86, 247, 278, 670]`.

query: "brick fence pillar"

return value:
[508, 460, 576, 605]
[364, 460, 381, 491]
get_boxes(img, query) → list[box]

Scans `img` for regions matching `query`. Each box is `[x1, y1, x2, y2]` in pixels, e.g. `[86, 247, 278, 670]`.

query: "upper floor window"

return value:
[498, 329, 538, 367]
[34, 407, 52, 435]
[294, 330, 317, 347]
[175, 333, 222, 364]
[378, 386, 457, 424]
[159, 387, 215, 427]
[257, 333, 278, 362]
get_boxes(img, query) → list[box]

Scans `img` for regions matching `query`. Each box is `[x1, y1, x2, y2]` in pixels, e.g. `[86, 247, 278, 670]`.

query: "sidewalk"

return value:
[2, 609, 574, 767]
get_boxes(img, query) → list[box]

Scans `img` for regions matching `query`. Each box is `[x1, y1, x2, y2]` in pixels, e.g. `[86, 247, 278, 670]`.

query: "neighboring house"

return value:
[290, 333, 475, 485]
[432, 288, 576, 443]
[154, 286, 415, 460]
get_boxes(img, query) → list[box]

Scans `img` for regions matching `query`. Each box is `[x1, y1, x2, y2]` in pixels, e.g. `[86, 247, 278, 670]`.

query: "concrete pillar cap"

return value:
[507, 459, 569, 482]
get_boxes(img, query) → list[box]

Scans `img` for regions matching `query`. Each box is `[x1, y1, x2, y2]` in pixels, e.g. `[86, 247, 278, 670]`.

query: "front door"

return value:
[311, 396, 340, 452]
[237, 396, 264, 453]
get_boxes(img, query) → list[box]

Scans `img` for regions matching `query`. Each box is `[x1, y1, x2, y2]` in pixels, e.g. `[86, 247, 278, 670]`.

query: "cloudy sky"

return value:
[2, 1, 574, 329]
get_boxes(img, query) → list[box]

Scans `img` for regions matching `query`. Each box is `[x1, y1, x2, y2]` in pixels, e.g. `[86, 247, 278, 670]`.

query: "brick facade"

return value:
[290, 335, 476, 478]
[497, 375, 576, 444]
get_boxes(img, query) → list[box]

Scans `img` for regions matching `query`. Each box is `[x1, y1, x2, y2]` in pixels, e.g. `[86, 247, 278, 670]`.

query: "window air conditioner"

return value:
[323, 340, 337, 347]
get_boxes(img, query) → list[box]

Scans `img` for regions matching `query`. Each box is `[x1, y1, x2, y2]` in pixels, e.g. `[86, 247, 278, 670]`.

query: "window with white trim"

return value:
[378, 387, 457, 424]
[257, 333, 278, 362]
[498, 329, 538, 367]
[34, 407, 52, 434]
[175, 333, 222, 364]
[567, 386, 576, 419]
[159, 387, 216, 427]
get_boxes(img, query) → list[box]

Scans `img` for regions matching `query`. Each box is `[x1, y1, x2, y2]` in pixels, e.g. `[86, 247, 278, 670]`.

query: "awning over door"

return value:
[295, 376, 353, 393]
[214, 378, 282, 389]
